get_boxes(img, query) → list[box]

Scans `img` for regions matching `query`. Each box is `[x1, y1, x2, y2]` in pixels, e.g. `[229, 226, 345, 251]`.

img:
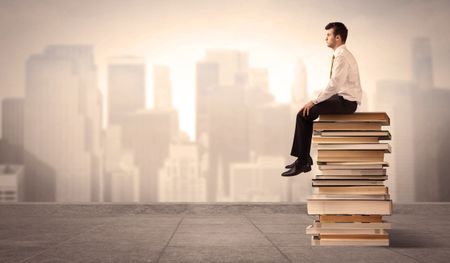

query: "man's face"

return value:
[325, 28, 337, 48]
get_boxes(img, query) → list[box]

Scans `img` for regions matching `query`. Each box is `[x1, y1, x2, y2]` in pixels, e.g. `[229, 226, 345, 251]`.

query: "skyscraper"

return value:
[205, 50, 249, 86]
[158, 136, 207, 202]
[412, 37, 434, 90]
[24, 45, 103, 202]
[107, 57, 146, 125]
[195, 61, 219, 149]
[291, 59, 308, 105]
[0, 98, 24, 164]
[120, 110, 177, 202]
[153, 65, 173, 111]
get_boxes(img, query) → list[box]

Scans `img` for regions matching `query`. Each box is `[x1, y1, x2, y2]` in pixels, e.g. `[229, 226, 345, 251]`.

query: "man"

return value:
[281, 22, 362, 177]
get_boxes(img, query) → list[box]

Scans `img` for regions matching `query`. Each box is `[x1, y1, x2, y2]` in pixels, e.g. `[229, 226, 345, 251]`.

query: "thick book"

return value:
[318, 162, 389, 169]
[312, 136, 379, 144]
[309, 194, 390, 200]
[312, 180, 385, 186]
[307, 200, 393, 215]
[306, 225, 388, 235]
[319, 214, 383, 223]
[312, 186, 389, 195]
[317, 143, 391, 152]
[314, 130, 391, 140]
[318, 112, 390, 125]
[311, 220, 392, 229]
[319, 169, 387, 176]
[317, 150, 385, 162]
[313, 122, 382, 131]
[313, 175, 388, 180]
[311, 235, 389, 246]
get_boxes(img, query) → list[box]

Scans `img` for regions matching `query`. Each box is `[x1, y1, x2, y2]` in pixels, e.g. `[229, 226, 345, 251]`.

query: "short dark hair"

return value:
[325, 22, 348, 43]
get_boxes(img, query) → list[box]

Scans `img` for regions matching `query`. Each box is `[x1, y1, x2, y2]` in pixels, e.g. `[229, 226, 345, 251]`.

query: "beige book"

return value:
[307, 200, 393, 215]
[313, 175, 388, 180]
[318, 112, 390, 125]
[311, 235, 389, 246]
[306, 225, 387, 235]
[318, 150, 385, 162]
[314, 122, 382, 131]
[312, 220, 392, 229]
[312, 180, 385, 186]
[319, 214, 383, 223]
[318, 162, 389, 169]
[315, 130, 391, 140]
[317, 143, 391, 152]
[319, 169, 386, 176]
[309, 194, 390, 200]
[312, 136, 379, 144]
[313, 186, 389, 195]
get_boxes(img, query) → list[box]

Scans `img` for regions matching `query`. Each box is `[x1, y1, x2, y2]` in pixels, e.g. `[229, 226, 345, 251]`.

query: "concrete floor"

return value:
[1, 203, 450, 263]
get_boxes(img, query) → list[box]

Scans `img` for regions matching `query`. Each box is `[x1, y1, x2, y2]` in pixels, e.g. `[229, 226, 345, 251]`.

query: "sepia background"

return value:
[1, 0, 449, 203]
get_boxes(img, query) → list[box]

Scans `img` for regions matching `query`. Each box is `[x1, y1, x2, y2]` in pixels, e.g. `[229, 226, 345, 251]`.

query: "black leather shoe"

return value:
[285, 156, 313, 169]
[281, 163, 312, 177]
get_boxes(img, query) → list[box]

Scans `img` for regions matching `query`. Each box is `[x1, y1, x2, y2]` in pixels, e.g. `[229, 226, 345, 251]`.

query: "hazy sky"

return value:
[1, 0, 450, 139]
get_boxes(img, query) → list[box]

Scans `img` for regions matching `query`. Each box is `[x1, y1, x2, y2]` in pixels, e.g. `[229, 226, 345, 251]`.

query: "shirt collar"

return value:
[333, 44, 346, 57]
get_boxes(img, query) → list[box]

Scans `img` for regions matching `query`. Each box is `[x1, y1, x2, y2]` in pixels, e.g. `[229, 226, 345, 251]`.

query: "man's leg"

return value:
[290, 95, 357, 159]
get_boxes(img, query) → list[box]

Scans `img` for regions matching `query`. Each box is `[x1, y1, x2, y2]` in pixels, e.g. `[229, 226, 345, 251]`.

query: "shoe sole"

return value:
[281, 165, 312, 177]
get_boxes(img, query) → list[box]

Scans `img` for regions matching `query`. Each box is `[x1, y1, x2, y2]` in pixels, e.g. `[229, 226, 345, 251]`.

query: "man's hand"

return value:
[300, 100, 315, 117]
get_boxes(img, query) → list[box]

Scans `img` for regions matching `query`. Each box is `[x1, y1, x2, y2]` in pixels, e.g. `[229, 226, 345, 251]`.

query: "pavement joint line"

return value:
[155, 216, 184, 263]
[386, 247, 425, 263]
[243, 214, 293, 263]
[18, 220, 109, 263]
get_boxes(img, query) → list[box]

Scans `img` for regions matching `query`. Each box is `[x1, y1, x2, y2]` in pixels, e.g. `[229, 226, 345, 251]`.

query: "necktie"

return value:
[329, 55, 335, 78]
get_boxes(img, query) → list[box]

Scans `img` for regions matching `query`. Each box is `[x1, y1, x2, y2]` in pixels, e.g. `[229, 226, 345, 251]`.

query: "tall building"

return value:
[0, 165, 24, 202]
[24, 45, 103, 202]
[412, 37, 434, 89]
[229, 155, 288, 202]
[158, 135, 207, 202]
[249, 68, 269, 92]
[412, 87, 450, 201]
[0, 98, 24, 164]
[103, 125, 140, 202]
[153, 65, 173, 110]
[208, 84, 249, 200]
[107, 57, 146, 125]
[291, 59, 308, 105]
[374, 80, 415, 202]
[195, 62, 219, 149]
[120, 110, 177, 202]
[205, 50, 249, 86]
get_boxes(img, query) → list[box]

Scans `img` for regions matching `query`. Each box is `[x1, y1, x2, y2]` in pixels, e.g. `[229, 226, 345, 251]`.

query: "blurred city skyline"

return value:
[1, 0, 450, 203]
[1, 0, 450, 139]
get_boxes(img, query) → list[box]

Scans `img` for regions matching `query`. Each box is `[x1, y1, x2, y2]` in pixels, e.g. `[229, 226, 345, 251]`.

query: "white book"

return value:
[306, 225, 387, 235]
[313, 175, 388, 180]
[318, 162, 389, 170]
[320, 169, 386, 176]
[309, 194, 390, 200]
[307, 200, 393, 215]
[312, 220, 392, 229]
[311, 235, 389, 246]
[312, 180, 385, 186]
[317, 143, 391, 152]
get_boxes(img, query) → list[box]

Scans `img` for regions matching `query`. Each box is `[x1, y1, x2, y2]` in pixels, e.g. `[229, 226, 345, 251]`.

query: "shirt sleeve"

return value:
[312, 55, 348, 104]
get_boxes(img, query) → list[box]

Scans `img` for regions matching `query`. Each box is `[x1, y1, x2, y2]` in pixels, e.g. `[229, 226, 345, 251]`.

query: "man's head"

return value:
[325, 22, 348, 49]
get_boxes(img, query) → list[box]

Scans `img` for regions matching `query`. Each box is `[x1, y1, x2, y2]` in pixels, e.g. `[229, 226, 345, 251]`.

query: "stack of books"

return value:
[306, 112, 392, 246]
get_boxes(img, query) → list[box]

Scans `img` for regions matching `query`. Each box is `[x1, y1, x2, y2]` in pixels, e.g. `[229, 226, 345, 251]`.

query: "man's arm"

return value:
[312, 55, 348, 104]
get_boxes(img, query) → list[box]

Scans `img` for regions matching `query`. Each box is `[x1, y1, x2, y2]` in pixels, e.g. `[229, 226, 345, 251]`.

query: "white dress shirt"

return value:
[312, 44, 362, 106]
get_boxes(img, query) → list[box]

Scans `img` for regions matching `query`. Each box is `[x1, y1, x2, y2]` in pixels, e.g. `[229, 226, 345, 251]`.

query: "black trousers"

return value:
[290, 94, 358, 158]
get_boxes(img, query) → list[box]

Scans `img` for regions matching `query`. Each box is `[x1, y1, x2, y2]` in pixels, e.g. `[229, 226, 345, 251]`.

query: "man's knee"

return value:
[296, 111, 315, 122]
